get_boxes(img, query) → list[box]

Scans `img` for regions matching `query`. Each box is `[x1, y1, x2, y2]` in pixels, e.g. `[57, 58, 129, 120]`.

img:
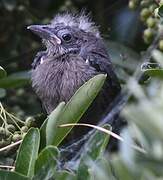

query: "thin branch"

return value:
[0, 140, 22, 152]
[59, 123, 146, 154]
[0, 165, 15, 169]
[60, 123, 123, 141]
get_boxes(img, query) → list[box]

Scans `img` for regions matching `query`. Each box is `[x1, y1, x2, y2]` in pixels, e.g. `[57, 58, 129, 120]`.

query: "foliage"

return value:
[1, 0, 163, 179]
[0, 74, 109, 179]
[129, 0, 160, 46]
[2, 68, 163, 179]
[1, 51, 163, 179]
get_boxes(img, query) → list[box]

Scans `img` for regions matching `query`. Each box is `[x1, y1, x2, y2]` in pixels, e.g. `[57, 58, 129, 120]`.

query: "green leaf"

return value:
[54, 170, 76, 180]
[46, 74, 106, 146]
[35, 146, 59, 175]
[0, 66, 7, 79]
[46, 102, 66, 146]
[152, 49, 163, 67]
[144, 69, 163, 79]
[90, 156, 116, 179]
[86, 158, 114, 180]
[33, 164, 55, 180]
[0, 71, 30, 88]
[39, 118, 48, 151]
[82, 124, 110, 159]
[0, 170, 29, 180]
[135, 152, 163, 176]
[141, 62, 163, 79]
[77, 124, 110, 180]
[120, 128, 135, 170]
[15, 128, 40, 178]
[112, 156, 137, 180]
[123, 103, 163, 140]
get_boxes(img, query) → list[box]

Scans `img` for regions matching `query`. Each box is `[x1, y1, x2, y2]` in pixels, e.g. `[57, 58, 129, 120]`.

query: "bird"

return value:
[28, 13, 121, 137]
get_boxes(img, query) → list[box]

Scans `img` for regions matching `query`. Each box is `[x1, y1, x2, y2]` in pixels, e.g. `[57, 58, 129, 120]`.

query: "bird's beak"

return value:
[27, 25, 61, 44]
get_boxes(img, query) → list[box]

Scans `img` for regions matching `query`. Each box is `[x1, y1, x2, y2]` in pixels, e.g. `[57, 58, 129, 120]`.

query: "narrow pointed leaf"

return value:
[46, 74, 106, 146]
[0, 170, 29, 180]
[0, 71, 30, 88]
[77, 124, 110, 180]
[46, 102, 66, 146]
[158, 5, 163, 17]
[39, 117, 48, 151]
[35, 146, 59, 175]
[144, 69, 163, 79]
[82, 124, 111, 158]
[54, 170, 76, 180]
[141, 62, 163, 79]
[15, 128, 40, 178]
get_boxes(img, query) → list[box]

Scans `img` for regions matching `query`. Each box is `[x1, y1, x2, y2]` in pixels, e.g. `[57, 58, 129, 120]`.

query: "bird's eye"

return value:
[62, 33, 72, 42]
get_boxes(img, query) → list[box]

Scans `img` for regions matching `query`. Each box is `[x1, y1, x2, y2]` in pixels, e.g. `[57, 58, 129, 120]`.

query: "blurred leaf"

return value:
[106, 41, 140, 72]
[91, 156, 116, 180]
[2, 0, 17, 11]
[142, 171, 160, 180]
[121, 78, 163, 178]
[0, 71, 30, 88]
[116, 68, 130, 83]
[0, 170, 29, 180]
[86, 158, 115, 180]
[35, 146, 59, 175]
[141, 62, 163, 79]
[158, 5, 163, 17]
[0, 88, 6, 98]
[143, 69, 163, 79]
[135, 152, 163, 176]
[123, 102, 163, 140]
[15, 128, 40, 178]
[120, 128, 136, 171]
[46, 74, 106, 146]
[112, 156, 137, 180]
[77, 124, 110, 180]
[0, 66, 7, 79]
[152, 49, 163, 67]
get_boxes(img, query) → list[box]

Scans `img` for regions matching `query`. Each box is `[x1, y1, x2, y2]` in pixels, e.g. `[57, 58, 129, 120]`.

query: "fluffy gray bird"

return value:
[28, 13, 121, 128]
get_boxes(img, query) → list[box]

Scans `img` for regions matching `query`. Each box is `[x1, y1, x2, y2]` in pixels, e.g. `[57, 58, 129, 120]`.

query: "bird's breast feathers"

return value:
[31, 54, 98, 103]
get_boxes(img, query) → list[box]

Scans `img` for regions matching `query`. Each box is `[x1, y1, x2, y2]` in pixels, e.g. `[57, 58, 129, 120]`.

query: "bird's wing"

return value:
[78, 51, 121, 126]
[82, 51, 121, 94]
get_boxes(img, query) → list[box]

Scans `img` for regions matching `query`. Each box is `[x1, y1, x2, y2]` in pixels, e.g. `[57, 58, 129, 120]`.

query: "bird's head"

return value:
[27, 13, 101, 58]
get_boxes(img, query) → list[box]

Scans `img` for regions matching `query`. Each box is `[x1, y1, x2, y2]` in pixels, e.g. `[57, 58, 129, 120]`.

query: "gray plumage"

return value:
[28, 13, 121, 127]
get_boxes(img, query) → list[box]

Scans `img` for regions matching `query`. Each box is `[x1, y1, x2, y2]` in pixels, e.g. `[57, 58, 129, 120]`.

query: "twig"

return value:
[59, 123, 146, 154]
[0, 140, 22, 152]
[60, 123, 123, 141]
[0, 165, 15, 169]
